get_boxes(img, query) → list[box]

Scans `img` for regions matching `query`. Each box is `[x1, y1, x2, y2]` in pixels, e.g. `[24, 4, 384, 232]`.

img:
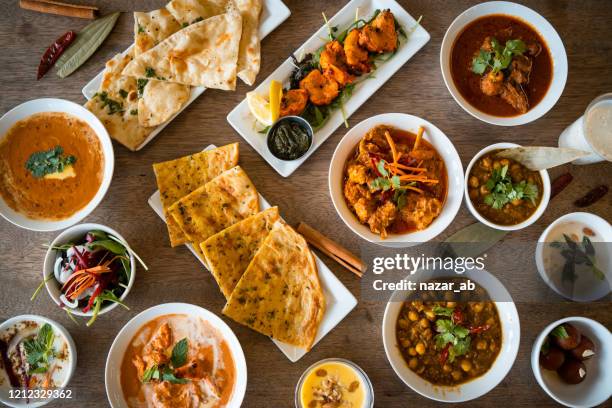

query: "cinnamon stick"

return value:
[297, 222, 366, 278]
[20, 0, 99, 19]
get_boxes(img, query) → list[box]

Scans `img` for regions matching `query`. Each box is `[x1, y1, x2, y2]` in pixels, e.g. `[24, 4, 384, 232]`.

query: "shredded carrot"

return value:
[413, 126, 424, 151]
[385, 130, 398, 163]
[405, 185, 424, 194]
[389, 163, 427, 172]
[417, 160, 424, 168]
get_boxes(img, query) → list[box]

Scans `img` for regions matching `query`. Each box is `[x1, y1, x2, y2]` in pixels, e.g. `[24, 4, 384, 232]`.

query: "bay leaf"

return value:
[495, 147, 590, 171]
[437, 222, 507, 258]
[56, 12, 121, 79]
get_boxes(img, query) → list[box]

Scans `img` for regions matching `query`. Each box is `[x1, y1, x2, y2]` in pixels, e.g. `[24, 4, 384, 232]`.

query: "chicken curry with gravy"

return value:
[451, 14, 552, 116]
[121, 314, 236, 408]
[396, 279, 502, 386]
[343, 125, 447, 238]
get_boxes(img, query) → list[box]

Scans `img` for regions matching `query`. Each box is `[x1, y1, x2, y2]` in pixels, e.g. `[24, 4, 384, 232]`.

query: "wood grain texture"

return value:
[0, 0, 611, 407]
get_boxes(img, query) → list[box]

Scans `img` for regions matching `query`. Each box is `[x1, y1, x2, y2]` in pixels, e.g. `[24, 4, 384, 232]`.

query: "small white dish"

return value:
[227, 0, 430, 177]
[329, 113, 464, 247]
[0, 98, 114, 231]
[105, 303, 247, 408]
[382, 269, 520, 402]
[148, 145, 357, 362]
[81, 0, 291, 151]
[440, 1, 568, 126]
[535, 212, 611, 302]
[42, 223, 136, 320]
[531, 316, 612, 408]
[0, 315, 77, 408]
[464, 142, 550, 231]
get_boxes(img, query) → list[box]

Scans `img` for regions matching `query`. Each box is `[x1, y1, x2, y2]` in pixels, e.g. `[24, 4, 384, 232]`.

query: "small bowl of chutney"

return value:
[266, 116, 313, 161]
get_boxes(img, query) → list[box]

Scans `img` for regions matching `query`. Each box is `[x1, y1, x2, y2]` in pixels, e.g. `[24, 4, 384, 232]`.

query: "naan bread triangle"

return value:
[167, 165, 259, 248]
[223, 221, 325, 350]
[235, 0, 262, 85]
[133, 9, 192, 127]
[166, 0, 230, 26]
[84, 52, 154, 151]
[153, 143, 239, 247]
[122, 11, 243, 90]
[201, 206, 280, 299]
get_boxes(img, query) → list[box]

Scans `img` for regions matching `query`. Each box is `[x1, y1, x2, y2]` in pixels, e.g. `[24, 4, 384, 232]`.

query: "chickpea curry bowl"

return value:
[342, 124, 448, 239]
[465, 143, 550, 230]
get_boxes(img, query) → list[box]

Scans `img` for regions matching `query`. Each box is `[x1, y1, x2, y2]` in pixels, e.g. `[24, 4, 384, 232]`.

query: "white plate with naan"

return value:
[227, 0, 431, 177]
[82, 0, 291, 151]
[148, 145, 358, 362]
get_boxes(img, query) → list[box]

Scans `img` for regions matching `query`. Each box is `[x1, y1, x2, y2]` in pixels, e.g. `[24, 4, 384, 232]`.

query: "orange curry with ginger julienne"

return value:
[121, 314, 236, 408]
[343, 125, 448, 238]
[0, 112, 104, 220]
[451, 14, 553, 117]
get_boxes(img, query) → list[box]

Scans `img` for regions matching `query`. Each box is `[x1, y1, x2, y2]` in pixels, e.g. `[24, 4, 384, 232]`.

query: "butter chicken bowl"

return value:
[0, 98, 114, 231]
[329, 113, 463, 247]
[440, 1, 567, 126]
[382, 269, 520, 402]
[465, 142, 550, 230]
[105, 303, 247, 408]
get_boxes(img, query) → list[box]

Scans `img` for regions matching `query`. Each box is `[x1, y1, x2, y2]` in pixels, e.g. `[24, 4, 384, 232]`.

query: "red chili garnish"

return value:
[550, 172, 573, 200]
[82, 284, 103, 313]
[439, 343, 451, 365]
[370, 157, 382, 177]
[37, 30, 77, 80]
[452, 308, 464, 325]
[469, 324, 491, 335]
[575, 185, 608, 208]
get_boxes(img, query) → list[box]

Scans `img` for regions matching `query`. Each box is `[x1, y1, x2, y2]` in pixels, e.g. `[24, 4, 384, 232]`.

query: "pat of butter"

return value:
[44, 164, 76, 180]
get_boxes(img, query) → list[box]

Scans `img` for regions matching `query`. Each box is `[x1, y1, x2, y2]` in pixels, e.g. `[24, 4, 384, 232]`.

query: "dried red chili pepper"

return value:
[575, 185, 609, 207]
[550, 172, 573, 200]
[37, 30, 77, 80]
[469, 324, 491, 335]
[439, 343, 451, 365]
[452, 308, 464, 325]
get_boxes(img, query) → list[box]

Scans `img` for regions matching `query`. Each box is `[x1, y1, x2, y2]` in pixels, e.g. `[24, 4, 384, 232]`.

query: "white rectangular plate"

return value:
[82, 0, 291, 151]
[148, 145, 357, 362]
[226, 0, 430, 177]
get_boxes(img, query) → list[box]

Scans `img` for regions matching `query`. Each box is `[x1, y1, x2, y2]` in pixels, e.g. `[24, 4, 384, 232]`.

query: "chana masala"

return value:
[396, 280, 502, 386]
[343, 125, 447, 238]
[468, 149, 543, 225]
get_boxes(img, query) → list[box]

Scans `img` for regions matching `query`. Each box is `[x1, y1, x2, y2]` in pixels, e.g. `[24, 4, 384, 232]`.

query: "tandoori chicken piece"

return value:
[367, 200, 397, 238]
[143, 323, 173, 367]
[501, 82, 529, 113]
[280, 89, 309, 117]
[344, 29, 371, 73]
[299, 69, 339, 106]
[359, 10, 398, 53]
[480, 70, 504, 96]
[319, 40, 355, 86]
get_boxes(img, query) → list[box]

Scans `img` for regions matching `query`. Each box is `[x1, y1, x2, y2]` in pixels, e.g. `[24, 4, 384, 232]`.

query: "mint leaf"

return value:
[171, 338, 188, 368]
[162, 367, 189, 384]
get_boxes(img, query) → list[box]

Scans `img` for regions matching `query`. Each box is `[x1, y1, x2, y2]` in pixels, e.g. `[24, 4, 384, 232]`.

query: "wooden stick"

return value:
[20, 0, 99, 19]
[297, 222, 365, 278]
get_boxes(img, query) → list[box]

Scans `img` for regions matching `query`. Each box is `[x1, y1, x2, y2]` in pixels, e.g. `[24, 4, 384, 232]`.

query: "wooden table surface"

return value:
[1, 0, 611, 407]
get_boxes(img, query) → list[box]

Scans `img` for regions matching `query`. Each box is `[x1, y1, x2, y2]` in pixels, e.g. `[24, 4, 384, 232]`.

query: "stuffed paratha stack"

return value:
[222, 221, 326, 350]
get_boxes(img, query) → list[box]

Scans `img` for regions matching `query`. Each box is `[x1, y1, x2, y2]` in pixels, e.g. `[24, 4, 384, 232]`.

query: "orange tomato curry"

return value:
[121, 314, 236, 408]
[0, 112, 103, 220]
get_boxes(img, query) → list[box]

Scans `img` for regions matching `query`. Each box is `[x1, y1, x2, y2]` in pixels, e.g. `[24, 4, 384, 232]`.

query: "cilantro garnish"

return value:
[483, 164, 538, 209]
[23, 323, 56, 374]
[94, 91, 124, 115]
[25, 146, 76, 178]
[434, 318, 471, 363]
[368, 159, 414, 209]
[141, 338, 189, 384]
[472, 37, 526, 75]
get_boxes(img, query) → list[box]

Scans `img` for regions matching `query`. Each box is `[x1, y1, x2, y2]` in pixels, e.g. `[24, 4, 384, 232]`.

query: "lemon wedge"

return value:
[246, 91, 272, 126]
[269, 80, 283, 123]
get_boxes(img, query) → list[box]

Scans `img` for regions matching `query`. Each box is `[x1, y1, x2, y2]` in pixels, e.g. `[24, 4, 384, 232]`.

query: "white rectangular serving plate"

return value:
[82, 0, 291, 151]
[226, 0, 430, 177]
[147, 145, 357, 362]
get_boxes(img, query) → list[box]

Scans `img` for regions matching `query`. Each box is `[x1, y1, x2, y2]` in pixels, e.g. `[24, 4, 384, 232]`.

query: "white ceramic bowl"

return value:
[440, 1, 568, 126]
[329, 113, 464, 247]
[0, 98, 114, 231]
[382, 269, 520, 402]
[42, 223, 136, 319]
[535, 212, 612, 302]
[531, 317, 612, 408]
[0, 315, 77, 408]
[105, 303, 247, 408]
[464, 142, 551, 230]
